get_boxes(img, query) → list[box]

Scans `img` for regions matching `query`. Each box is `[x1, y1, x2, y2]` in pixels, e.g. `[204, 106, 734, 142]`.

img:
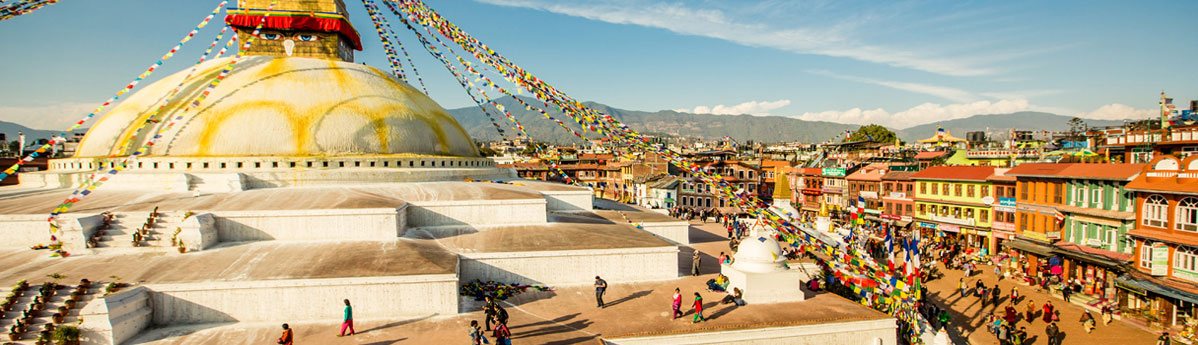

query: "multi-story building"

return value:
[1006, 163, 1143, 301]
[1122, 155, 1198, 328]
[846, 163, 889, 221]
[795, 168, 825, 214]
[988, 170, 1018, 252]
[822, 167, 850, 211]
[1005, 163, 1067, 277]
[881, 171, 916, 226]
[911, 166, 997, 253]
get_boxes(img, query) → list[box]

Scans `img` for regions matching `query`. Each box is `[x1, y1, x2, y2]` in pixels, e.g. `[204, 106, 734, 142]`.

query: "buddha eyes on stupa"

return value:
[295, 34, 320, 42]
[261, 33, 283, 40]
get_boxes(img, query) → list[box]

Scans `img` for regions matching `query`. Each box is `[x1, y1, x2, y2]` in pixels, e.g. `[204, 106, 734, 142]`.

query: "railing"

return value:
[1103, 128, 1198, 145]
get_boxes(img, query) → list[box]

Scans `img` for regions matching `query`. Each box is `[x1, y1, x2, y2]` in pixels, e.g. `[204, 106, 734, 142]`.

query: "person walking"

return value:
[991, 284, 1002, 306]
[958, 278, 967, 297]
[594, 276, 607, 308]
[1080, 310, 1096, 333]
[1010, 286, 1019, 302]
[1045, 322, 1060, 345]
[484, 296, 498, 331]
[1004, 304, 1018, 325]
[1102, 303, 1114, 325]
[671, 288, 683, 319]
[277, 324, 293, 345]
[691, 251, 702, 276]
[1042, 301, 1054, 323]
[692, 292, 705, 323]
[1061, 283, 1072, 303]
[492, 322, 511, 345]
[338, 299, 355, 337]
[938, 309, 951, 331]
[1158, 332, 1172, 345]
[468, 320, 485, 345]
[1025, 299, 1035, 323]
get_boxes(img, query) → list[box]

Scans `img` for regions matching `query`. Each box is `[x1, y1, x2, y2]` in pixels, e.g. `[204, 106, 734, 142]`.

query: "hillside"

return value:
[895, 112, 1125, 142]
[447, 97, 858, 144]
[0, 120, 59, 142]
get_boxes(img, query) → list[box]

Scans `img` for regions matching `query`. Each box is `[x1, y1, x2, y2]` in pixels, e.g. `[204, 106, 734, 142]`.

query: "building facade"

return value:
[911, 166, 998, 253]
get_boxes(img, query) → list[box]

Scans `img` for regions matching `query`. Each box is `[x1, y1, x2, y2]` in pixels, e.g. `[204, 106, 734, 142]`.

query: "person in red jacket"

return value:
[692, 292, 705, 323]
[277, 324, 293, 345]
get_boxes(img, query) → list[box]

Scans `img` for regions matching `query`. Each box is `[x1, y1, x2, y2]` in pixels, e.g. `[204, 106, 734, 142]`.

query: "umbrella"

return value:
[1072, 150, 1098, 157]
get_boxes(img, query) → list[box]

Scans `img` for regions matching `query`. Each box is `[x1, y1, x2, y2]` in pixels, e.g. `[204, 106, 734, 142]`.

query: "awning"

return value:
[1116, 276, 1198, 305]
[895, 220, 913, 228]
[1002, 238, 1055, 257]
[1052, 242, 1132, 269]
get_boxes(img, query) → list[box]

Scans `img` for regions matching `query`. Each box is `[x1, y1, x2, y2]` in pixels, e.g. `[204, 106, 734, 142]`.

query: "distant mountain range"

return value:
[0, 120, 60, 142]
[448, 98, 1129, 144]
[894, 112, 1125, 142]
[447, 97, 859, 144]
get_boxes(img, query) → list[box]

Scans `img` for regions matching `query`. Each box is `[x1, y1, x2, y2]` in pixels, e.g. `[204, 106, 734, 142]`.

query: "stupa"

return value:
[0, 1, 898, 343]
[721, 217, 806, 304]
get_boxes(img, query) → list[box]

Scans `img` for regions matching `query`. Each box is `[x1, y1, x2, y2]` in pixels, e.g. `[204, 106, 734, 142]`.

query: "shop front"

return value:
[1117, 271, 1198, 331]
[1053, 242, 1129, 301]
[1003, 237, 1058, 279]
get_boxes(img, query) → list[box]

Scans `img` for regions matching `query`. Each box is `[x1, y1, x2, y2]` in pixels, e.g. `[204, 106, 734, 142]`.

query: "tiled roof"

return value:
[1007, 163, 1144, 181]
[882, 171, 916, 181]
[1127, 228, 1198, 247]
[846, 163, 889, 182]
[914, 151, 948, 160]
[1053, 241, 1132, 262]
[910, 166, 997, 182]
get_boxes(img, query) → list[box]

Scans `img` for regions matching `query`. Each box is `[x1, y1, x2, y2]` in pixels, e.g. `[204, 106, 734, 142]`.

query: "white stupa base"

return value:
[815, 216, 832, 233]
[721, 263, 805, 304]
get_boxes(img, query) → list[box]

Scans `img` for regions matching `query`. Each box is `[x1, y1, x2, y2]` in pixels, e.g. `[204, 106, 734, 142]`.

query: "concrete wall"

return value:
[0, 214, 96, 249]
[146, 274, 458, 325]
[178, 213, 218, 251]
[407, 199, 545, 227]
[602, 318, 897, 345]
[542, 190, 593, 212]
[80, 286, 153, 345]
[460, 247, 679, 285]
[212, 207, 404, 241]
[637, 221, 690, 245]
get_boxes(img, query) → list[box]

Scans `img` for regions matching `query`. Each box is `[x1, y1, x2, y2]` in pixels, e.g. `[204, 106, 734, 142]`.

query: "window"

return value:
[967, 185, 975, 198]
[965, 208, 974, 218]
[942, 183, 949, 196]
[931, 183, 938, 195]
[1141, 242, 1155, 269]
[920, 182, 927, 194]
[981, 186, 989, 197]
[1178, 198, 1198, 232]
[1020, 182, 1028, 200]
[1053, 183, 1063, 204]
[1020, 213, 1028, 230]
[1076, 186, 1087, 205]
[1177, 246, 1198, 278]
[980, 209, 989, 222]
[1104, 228, 1118, 249]
[1091, 188, 1102, 207]
[918, 204, 926, 214]
[955, 184, 963, 197]
[1144, 195, 1168, 227]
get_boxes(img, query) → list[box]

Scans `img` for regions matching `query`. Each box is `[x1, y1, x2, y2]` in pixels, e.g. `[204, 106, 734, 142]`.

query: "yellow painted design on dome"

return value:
[194, 100, 295, 156]
[256, 55, 293, 80]
[89, 62, 228, 156]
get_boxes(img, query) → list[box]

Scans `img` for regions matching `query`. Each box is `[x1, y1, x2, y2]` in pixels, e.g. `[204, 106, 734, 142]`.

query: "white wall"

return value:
[602, 318, 896, 345]
[637, 221, 690, 245]
[213, 207, 404, 241]
[146, 274, 458, 325]
[460, 247, 679, 285]
[407, 199, 545, 227]
[542, 190, 593, 212]
[80, 286, 153, 345]
[0, 214, 65, 248]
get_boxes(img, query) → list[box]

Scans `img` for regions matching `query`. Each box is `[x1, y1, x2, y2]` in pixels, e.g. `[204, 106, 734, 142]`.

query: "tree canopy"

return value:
[848, 124, 898, 144]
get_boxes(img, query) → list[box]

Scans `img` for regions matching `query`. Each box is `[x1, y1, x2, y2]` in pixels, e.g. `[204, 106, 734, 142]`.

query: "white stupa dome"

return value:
[731, 220, 788, 273]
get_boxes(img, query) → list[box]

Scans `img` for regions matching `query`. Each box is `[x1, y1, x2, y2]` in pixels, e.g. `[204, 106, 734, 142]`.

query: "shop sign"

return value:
[889, 192, 907, 199]
[861, 191, 878, 199]
[931, 215, 976, 226]
[1046, 231, 1061, 240]
[822, 168, 846, 177]
[940, 224, 961, 233]
[901, 216, 912, 222]
[1116, 280, 1147, 296]
[999, 197, 1016, 208]
[881, 213, 900, 220]
[919, 222, 938, 229]
[1085, 238, 1102, 247]
[1152, 242, 1169, 276]
[1023, 231, 1049, 241]
[992, 222, 1016, 231]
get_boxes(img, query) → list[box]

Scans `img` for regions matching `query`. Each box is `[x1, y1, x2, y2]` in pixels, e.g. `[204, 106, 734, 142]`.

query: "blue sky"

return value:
[1, 0, 1195, 131]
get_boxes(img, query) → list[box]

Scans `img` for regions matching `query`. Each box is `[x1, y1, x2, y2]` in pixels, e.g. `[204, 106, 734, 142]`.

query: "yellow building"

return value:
[911, 166, 1000, 253]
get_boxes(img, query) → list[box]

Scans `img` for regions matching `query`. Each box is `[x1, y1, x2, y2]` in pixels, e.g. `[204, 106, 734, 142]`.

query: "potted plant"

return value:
[177, 242, 187, 253]
[51, 325, 80, 345]
[57, 306, 68, 316]
[51, 312, 64, 324]
[43, 323, 54, 333]
[78, 279, 90, 289]
[1, 300, 12, 312]
[104, 282, 120, 295]
[37, 330, 52, 345]
[64, 299, 76, 309]
[8, 324, 21, 340]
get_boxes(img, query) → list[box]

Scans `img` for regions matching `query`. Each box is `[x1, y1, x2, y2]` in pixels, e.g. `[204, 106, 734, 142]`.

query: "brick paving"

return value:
[923, 259, 1160, 344]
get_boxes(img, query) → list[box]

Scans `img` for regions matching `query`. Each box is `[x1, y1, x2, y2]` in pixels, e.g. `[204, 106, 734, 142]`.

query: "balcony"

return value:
[966, 149, 1041, 159]
[1104, 128, 1198, 146]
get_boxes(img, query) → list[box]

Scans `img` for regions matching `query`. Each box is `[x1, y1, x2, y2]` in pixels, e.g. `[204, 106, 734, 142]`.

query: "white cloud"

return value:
[677, 99, 792, 116]
[790, 99, 1031, 129]
[1076, 103, 1155, 121]
[0, 102, 97, 130]
[478, 0, 995, 77]
[808, 70, 976, 102]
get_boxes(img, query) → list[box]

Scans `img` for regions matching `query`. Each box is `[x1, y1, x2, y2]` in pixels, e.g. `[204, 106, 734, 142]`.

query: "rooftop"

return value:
[910, 166, 997, 182]
[1006, 163, 1144, 181]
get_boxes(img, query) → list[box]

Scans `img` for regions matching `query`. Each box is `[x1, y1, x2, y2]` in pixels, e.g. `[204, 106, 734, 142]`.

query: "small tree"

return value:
[1067, 117, 1089, 141]
[849, 124, 898, 144]
[51, 325, 79, 345]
